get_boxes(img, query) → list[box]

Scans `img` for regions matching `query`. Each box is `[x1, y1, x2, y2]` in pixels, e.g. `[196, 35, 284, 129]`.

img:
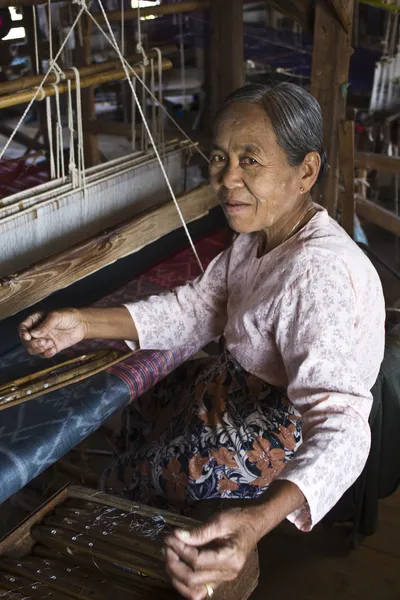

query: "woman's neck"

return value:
[257, 196, 316, 256]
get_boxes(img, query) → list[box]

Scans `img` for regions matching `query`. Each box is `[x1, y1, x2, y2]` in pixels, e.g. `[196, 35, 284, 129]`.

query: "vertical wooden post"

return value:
[311, 0, 355, 217]
[210, 0, 244, 117]
[339, 120, 355, 238]
[75, 13, 100, 167]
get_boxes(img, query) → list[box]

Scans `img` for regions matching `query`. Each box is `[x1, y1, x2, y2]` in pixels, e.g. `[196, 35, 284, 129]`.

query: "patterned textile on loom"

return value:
[0, 159, 49, 200]
[0, 229, 229, 504]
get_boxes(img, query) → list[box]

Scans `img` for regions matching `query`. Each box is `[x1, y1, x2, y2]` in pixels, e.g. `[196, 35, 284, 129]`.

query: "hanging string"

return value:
[70, 66, 86, 194]
[48, 0, 53, 64]
[51, 82, 65, 181]
[32, 6, 40, 75]
[150, 58, 156, 140]
[135, 2, 148, 66]
[67, 79, 79, 188]
[131, 76, 137, 151]
[46, 96, 56, 179]
[95, 0, 204, 272]
[178, 13, 187, 111]
[140, 63, 147, 152]
[121, 0, 125, 56]
[84, 9, 209, 163]
[152, 47, 165, 153]
[0, 6, 85, 161]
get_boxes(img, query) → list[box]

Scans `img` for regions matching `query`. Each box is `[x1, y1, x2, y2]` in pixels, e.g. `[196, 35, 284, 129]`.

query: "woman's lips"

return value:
[223, 201, 250, 214]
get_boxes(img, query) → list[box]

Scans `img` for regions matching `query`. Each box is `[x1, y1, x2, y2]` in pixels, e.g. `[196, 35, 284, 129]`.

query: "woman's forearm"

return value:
[79, 306, 138, 342]
[248, 480, 306, 540]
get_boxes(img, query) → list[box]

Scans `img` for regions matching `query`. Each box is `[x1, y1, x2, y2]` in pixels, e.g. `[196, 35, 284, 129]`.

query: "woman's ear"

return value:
[300, 152, 321, 193]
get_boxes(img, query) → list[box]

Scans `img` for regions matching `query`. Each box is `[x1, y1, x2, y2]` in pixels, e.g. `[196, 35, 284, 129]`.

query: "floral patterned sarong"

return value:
[102, 350, 302, 508]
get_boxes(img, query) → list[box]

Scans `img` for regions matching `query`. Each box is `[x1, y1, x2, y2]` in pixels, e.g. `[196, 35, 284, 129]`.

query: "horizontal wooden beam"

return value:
[96, 1, 211, 23]
[355, 152, 400, 173]
[0, 184, 219, 319]
[0, 45, 177, 97]
[266, 0, 313, 31]
[356, 198, 400, 237]
[0, 59, 172, 110]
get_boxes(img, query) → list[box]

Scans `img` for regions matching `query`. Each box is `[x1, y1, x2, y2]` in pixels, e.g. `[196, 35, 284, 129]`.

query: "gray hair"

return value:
[216, 82, 327, 183]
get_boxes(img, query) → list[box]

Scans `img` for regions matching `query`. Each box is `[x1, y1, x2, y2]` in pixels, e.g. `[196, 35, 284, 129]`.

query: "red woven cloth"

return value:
[0, 159, 49, 200]
[74, 228, 230, 400]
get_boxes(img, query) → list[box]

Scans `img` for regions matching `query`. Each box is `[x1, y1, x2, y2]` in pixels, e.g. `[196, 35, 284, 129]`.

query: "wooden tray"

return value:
[0, 485, 259, 600]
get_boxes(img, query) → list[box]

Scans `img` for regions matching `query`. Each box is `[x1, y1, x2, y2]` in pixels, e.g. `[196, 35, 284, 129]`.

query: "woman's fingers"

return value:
[18, 312, 45, 342]
[166, 535, 233, 572]
[164, 547, 212, 600]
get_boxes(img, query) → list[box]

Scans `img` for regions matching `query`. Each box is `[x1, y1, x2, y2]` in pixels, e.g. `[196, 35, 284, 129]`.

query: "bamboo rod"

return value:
[0, 350, 134, 412]
[31, 526, 169, 582]
[44, 516, 164, 561]
[0, 45, 177, 97]
[96, 1, 211, 23]
[0, 184, 219, 319]
[0, 59, 172, 110]
[33, 545, 175, 599]
[68, 487, 198, 529]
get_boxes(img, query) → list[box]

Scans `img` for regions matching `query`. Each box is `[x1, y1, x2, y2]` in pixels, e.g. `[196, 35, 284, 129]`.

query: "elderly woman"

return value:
[20, 83, 385, 600]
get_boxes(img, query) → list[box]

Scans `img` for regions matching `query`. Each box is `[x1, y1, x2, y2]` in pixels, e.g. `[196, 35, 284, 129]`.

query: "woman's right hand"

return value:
[18, 308, 87, 359]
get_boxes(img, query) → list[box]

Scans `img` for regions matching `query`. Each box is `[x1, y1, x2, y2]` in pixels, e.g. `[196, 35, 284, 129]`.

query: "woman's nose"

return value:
[221, 163, 244, 189]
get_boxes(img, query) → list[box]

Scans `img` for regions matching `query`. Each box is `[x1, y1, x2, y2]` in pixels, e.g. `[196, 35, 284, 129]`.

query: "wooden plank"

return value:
[210, 0, 244, 117]
[339, 120, 355, 237]
[355, 151, 400, 173]
[0, 185, 219, 319]
[356, 198, 400, 237]
[311, 0, 355, 217]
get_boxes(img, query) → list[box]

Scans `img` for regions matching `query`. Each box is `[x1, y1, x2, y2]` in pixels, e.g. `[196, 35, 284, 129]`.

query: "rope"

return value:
[178, 13, 187, 111]
[84, 9, 209, 163]
[32, 6, 40, 75]
[70, 66, 86, 194]
[140, 63, 147, 152]
[48, 0, 53, 63]
[51, 82, 65, 181]
[152, 47, 164, 153]
[67, 79, 79, 188]
[150, 58, 156, 140]
[96, 0, 204, 273]
[46, 96, 56, 179]
[131, 75, 137, 151]
[121, 0, 125, 56]
[0, 6, 85, 161]
[136, 2, 149, 66]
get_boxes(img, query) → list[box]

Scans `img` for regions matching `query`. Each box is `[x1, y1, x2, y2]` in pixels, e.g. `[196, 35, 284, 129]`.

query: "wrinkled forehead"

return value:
[213, 102, 276, 150]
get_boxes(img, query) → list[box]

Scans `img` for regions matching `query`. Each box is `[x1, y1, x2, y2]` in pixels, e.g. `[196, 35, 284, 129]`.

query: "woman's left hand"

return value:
[164, 507, 260, 600]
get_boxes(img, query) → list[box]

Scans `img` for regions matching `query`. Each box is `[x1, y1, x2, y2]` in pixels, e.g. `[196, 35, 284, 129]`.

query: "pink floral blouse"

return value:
[125, 207, 385, 531]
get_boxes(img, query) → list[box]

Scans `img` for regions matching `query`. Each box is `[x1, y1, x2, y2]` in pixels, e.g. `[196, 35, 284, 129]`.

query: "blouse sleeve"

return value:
[273, 258, 385, 531]
[123, 246, 230, 351]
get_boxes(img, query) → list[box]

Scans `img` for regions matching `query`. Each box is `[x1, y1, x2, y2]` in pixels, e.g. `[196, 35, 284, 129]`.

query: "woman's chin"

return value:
[225, 214, 254, 234]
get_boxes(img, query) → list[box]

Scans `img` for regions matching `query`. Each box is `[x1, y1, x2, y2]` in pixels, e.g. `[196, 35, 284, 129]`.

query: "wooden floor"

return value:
[252, 491, 400, 600]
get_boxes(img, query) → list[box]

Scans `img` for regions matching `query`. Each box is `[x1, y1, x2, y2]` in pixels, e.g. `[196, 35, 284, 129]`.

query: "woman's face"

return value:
[209, 102, 308, 234]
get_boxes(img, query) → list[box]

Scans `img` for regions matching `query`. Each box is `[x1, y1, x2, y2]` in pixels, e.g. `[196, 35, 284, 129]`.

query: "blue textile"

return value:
[0, 346, 132, 505]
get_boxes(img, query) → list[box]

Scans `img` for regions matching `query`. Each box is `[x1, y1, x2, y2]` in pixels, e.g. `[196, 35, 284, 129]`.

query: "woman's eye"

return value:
[210, 154, 225, 164]
[240, 157, 258, 166]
